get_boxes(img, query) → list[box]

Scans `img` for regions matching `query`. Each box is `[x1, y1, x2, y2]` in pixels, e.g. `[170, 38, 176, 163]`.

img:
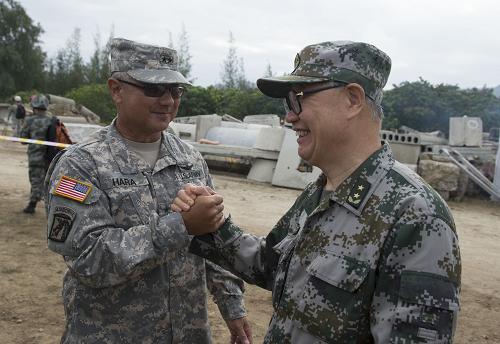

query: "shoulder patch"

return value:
[54, 176, 92, 203]
[48, 206, 76, 242]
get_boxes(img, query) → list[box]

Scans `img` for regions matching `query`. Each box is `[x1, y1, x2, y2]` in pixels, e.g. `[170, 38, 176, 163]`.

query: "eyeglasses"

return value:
[118, 79, 185, 99]
[283, 81, 347, 115]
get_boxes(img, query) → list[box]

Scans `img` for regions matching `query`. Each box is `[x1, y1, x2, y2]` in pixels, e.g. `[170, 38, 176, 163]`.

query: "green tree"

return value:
[177, 86, 217, 117]
[0, 0, 45, 98]
[167, 31, 174, 49]
[263, 62, 274, 78]
[86, 29, 113, 84]
[220, 31, 249, 89]
[46, 28, 86, 95]
[177, 23, 193, 82]
[382, 78, 500, 133]
[65, 83, 115, 124]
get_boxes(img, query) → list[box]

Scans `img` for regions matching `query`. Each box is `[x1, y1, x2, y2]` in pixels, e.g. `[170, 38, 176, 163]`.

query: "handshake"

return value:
[170, 184, 226, 235]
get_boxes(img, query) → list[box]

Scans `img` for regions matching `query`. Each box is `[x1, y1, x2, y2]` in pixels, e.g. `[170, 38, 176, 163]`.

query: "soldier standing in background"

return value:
[7, 95, 26, 136]
[20, 94, 51, 214]
[45, 38, 251, 344]
[173, 41, 461, 343]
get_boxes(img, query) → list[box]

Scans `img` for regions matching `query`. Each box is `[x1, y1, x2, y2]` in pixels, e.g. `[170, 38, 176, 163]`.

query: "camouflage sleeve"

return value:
[46, 149, 190, 288]
[205, 260, 247, 320]
[371, 197, 461, 343]
[200, 158, 247, 320]
[190, 206, 293, 291]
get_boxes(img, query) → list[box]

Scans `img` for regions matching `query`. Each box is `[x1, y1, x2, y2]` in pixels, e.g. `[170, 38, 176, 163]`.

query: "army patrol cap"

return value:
[109, 38, 191, 85]
[257, 41, 391, 104]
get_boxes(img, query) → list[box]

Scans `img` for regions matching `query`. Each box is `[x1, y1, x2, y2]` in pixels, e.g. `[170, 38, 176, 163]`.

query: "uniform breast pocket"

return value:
[293, 251, 371, 343]
[108, 187, 152, 228]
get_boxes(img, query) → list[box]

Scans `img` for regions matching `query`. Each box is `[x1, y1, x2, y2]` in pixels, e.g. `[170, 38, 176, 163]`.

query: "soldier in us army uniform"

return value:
[20, 94, 52, 214]
[45, 38, 252, 344]
[172, 41, 461, 343]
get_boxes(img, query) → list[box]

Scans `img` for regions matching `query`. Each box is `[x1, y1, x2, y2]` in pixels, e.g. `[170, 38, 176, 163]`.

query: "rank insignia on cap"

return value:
[159, 52, 173, 65]
[347, 180, 371, 209]
[54, 176, 92, 203]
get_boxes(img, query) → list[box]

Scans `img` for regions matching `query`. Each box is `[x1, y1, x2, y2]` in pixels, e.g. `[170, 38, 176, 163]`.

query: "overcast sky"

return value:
[18, 0, 500, 89]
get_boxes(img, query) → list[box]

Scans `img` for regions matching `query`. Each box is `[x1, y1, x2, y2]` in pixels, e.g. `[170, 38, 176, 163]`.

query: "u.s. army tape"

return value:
[0, 135, 71, 148]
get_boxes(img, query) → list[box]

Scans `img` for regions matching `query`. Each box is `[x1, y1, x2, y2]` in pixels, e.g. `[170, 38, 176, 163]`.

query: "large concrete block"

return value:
[272, 128, 321, 189]
[247, 159, 277, 183]
[418, 159, 460, 192]
[388, 142, 422, 164]
[449, 116, 483, 147]
[243, 114, 280, 126]
[195, 114, 221, 141]
[254, 127, 285, 151]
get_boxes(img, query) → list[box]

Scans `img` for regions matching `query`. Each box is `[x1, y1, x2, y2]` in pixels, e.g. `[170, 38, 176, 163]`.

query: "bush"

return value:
[65, 83, 115, 124]
[177, 86, 283, 120]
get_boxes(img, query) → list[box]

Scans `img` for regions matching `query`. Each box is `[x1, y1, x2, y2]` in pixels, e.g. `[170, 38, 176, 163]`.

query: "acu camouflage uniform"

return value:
[45, 122, 246, 343]
[20, 110, 52, 203]
[190, 41, 461, 343]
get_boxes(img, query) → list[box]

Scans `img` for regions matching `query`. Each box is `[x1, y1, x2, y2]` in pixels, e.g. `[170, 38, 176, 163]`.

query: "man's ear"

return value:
[108, 78, 123, 103]
[344, 83, 365, 119]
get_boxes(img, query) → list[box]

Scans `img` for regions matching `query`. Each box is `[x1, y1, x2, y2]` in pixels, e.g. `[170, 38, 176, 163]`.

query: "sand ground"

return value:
[0, 140, 499, 343]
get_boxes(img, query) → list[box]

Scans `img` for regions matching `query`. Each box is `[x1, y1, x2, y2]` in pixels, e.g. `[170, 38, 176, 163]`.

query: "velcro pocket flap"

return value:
[306, 251, 370, 292]
[399, 271, 460, 311]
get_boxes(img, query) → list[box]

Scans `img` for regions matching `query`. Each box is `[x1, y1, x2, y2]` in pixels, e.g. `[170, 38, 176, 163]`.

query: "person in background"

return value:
[7, 95, 26, 136]
[20, 94, 51, 214]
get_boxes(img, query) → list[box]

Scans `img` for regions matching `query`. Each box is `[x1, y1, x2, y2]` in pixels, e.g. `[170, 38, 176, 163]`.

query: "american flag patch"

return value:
[54, 176, 92, 203]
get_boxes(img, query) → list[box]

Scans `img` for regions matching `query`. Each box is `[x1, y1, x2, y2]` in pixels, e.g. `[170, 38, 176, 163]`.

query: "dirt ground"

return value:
[0, 139, 499, 344]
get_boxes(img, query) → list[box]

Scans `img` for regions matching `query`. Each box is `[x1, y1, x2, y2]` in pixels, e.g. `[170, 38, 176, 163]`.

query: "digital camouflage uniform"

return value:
[45, 123, 246, 343]
[190, 41, 461, 343]
[20, 110, 52, 203]
[45, 38, 245, 343]
[191, 144, 460, 343]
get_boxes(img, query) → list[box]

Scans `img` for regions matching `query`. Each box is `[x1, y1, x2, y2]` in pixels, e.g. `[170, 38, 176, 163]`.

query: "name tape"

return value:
[0, 135, 71, 148]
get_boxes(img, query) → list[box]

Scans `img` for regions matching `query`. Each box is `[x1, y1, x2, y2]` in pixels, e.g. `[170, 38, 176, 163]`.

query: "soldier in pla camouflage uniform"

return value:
[20, 94, 52, 214]
[172, 41, 461, 343]
[45, 38, 251, 344]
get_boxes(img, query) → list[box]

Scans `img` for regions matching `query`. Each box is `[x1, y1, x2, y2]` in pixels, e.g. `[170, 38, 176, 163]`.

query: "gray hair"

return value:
[366, 97, 384, 122]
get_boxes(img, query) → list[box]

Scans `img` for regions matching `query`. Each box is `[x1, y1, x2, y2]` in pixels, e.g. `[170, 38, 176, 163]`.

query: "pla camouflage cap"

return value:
[109, 38, 191, 85]
[257, 41, 391, 104]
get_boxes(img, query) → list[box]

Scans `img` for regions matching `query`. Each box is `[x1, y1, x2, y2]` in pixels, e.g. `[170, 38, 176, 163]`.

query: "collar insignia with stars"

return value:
[347, 179, 371, 209]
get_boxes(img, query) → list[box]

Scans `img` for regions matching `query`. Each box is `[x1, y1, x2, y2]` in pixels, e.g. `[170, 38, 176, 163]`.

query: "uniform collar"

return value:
[310, 143, 394, 217]
[106, 119, 191, 174]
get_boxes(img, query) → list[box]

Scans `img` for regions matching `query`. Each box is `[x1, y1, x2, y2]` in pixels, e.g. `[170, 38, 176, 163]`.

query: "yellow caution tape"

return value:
[0, 135, 71, 148]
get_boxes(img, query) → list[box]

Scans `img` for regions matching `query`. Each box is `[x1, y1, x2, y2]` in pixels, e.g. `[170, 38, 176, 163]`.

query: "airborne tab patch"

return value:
[54, 176, 92, 203]
[347, 180, 371, 209]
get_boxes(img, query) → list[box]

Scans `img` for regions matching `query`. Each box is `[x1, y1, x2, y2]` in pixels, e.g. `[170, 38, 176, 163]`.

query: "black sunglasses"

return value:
[118, 79, 185, 99]
[283, 81, 347, 115]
